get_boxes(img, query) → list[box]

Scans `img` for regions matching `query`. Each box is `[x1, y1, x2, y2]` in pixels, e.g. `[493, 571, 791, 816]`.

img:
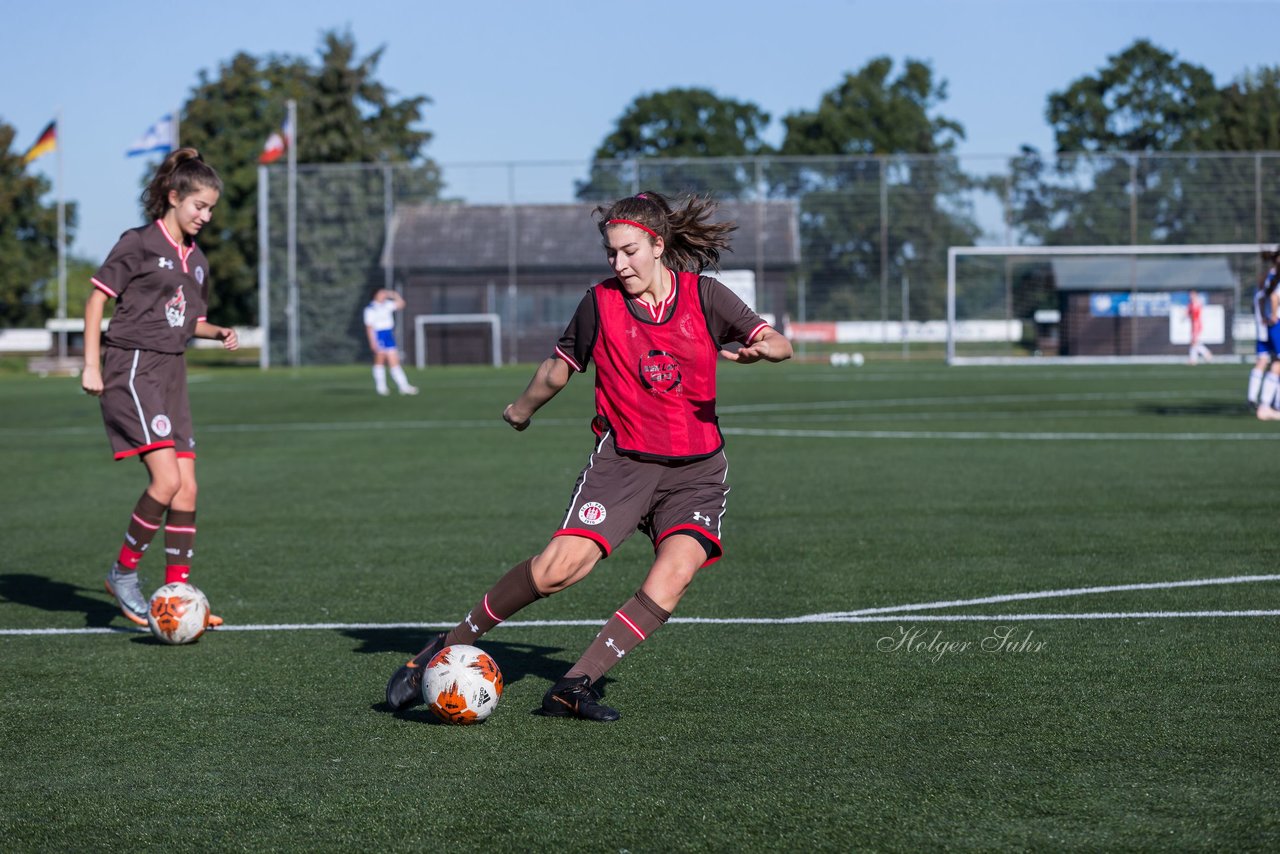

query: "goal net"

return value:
[945, 244, 1274, 365]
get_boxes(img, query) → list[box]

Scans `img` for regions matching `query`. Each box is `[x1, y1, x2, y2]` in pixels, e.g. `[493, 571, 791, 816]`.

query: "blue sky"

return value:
[2, 0, 1272, 261]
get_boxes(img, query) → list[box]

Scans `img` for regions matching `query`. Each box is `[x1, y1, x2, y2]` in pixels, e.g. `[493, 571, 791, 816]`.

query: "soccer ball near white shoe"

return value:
[147, 582, 211, 645]
[423, 644, 503, 724]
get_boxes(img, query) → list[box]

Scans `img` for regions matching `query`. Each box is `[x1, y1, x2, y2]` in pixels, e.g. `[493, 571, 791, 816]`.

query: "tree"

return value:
[1011, 40, 1235, 247]
[0, 119, 78, 327]
[576, 87, 773, 200]
[775, 57, 977, 322]
[1046, 39, 1218, 154]
[173, 30, 439, 327]
[1214, 67, 1280, 151]
[780, 57, 963, 157]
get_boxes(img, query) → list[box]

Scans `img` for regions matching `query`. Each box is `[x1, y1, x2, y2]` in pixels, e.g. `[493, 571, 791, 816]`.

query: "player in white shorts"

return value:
[363, 289, 418, 396]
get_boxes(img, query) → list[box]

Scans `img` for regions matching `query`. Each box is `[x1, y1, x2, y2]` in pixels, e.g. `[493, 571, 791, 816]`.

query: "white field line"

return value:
[1, 387, 1264, 442]
[800, 574, 1280, 618]
[723, 427, 1275, 441]
[717, 389, 1200, 414]
[3, 575, 1277, 637]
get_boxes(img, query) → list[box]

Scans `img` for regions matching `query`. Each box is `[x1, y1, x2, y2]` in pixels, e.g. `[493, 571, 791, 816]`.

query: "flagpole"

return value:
[286, 98, 298, 368]
[56, 107, 67, 363]
[258, 164, 270, 370]
[173, 107, 180, 149]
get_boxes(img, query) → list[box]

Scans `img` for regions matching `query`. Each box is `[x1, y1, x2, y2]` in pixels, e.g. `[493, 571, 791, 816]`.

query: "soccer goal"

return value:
[945, 243, 1275, 365]
[413, 313, 503, 368]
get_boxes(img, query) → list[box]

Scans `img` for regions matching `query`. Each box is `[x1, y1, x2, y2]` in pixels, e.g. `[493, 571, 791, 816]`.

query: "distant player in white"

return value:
[364, 289, 418, 396]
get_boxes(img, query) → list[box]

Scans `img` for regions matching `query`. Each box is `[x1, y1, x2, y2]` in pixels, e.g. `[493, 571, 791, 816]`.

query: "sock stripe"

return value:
[131, 514, 161, 530]
[615, 609, 646, 641]
[164, 525, 197, 534]
[482, 594, 503, 624]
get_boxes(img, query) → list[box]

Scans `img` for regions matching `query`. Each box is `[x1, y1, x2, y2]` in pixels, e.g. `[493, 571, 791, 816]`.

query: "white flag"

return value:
[126, 114, 175, 158]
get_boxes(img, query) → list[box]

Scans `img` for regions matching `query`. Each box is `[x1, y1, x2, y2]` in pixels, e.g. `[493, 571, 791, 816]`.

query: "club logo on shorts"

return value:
[151, 414, 172, 437]
[639, 350, 681, 393]
[578, 502, 607, 526]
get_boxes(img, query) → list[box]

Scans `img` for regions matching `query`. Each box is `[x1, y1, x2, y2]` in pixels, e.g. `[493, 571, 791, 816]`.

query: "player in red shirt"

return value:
[82, 148, 238, 627]
[386, 191, 792, 720]
[1186, 290, 1213, 365]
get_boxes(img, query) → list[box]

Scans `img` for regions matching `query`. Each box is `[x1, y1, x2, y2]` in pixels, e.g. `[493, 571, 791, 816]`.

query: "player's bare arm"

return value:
[721, 327, 793, 364]
[504, 356, 572, 430]
[81, 289, 108, 396]
[195, 321, 239, 351]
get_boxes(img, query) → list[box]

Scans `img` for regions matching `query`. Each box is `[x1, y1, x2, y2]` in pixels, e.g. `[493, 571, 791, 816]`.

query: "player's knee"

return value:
[532, 543, 600, 593]
[174, 478, 198, 508]
[147, 478, 181, 505]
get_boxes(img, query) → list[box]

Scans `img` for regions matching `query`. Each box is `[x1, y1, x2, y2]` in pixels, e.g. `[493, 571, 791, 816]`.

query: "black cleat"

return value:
[385, 632, 447, 711]
[540, 675, 620, 722]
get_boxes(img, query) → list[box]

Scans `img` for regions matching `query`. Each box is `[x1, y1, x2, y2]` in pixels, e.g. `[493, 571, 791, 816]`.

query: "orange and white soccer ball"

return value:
[147, 582, 210, 645]
[423, 644, 503, 724]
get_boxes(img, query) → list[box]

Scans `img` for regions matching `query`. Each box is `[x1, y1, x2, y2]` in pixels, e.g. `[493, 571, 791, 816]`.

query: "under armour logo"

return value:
[465, 612, 479, 634]
[693, 512, 711, 526]
[605, 638, 626, 658]
[158, 257, 174, 269]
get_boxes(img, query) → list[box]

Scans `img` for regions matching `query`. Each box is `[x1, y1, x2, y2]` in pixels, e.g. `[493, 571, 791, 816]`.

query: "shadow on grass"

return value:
[0, 573, 121, 627]
[345, 629, 613, 717]
[1140, 400, 1256, 418]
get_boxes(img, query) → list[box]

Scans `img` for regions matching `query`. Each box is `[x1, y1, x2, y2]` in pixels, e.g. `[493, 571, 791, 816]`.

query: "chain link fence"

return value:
[260, 152, 1280, 366]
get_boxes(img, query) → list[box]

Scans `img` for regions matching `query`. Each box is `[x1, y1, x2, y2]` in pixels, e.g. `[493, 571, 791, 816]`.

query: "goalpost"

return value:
[945, 243, 1275, 365]
[413, 313, 503, 368]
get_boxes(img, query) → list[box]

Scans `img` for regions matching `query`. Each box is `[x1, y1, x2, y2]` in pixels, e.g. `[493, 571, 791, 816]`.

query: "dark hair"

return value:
[594, 190, 736, 273]
[141, 147, 223, 222]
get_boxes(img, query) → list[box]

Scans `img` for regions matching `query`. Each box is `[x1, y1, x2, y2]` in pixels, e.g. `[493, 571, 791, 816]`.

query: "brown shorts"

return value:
[99, 347, 194, 461]
[554, 436, 729, 567]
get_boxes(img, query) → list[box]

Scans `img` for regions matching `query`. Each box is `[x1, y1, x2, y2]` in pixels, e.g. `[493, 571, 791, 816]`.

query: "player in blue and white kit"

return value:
[1249, 253, 1280, 415]
[363, 289, 418, 396]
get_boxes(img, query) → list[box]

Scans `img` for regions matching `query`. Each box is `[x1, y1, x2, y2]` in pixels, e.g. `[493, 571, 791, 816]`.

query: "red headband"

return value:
[607, 218, 659, 239]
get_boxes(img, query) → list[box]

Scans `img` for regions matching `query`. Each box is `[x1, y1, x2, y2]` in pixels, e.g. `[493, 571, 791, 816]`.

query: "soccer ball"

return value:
[147, 582, 210, 645]
[423, 644, 503, 724]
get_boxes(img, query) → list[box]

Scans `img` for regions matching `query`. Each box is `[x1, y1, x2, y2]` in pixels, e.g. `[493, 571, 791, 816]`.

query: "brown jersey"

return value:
[92, 220, 210, 354]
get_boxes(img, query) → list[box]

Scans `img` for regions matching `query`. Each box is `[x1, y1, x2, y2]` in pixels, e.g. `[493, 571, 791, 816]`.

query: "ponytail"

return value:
[141, 147, 222, 222]
[595, 190, 737, 273]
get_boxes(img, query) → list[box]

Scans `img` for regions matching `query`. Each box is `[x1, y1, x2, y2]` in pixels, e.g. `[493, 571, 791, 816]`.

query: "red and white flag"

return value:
[259, 116, 293, 164]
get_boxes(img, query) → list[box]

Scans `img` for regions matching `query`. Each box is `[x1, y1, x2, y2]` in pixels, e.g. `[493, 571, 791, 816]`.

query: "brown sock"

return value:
[417, 559, 542, 661]
[115, 492, 168, 571]
[163, 509, 196, 584]
[566, 589, 670, 685]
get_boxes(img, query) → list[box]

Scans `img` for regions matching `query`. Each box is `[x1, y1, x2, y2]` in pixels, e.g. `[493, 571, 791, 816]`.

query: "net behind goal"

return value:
[945, 244, 1275, 365]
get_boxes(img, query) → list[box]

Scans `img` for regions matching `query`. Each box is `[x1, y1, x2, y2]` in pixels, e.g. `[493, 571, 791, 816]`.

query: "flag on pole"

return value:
[259, 115, 293, 164]
[126, 114, 176, 157]
[23, 120, 57, 164]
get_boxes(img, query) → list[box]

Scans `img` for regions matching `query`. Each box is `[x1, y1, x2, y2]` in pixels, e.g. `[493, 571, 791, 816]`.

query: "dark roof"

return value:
[1051, 258, 1235, 291]
[382, 200, 800, 273]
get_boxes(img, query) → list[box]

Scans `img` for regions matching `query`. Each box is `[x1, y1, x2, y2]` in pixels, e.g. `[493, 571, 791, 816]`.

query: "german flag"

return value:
[22, 120, 57, 164]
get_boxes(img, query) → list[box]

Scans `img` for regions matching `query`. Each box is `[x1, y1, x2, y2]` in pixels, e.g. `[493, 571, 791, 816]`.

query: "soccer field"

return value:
[1, 360, 1277, 851]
